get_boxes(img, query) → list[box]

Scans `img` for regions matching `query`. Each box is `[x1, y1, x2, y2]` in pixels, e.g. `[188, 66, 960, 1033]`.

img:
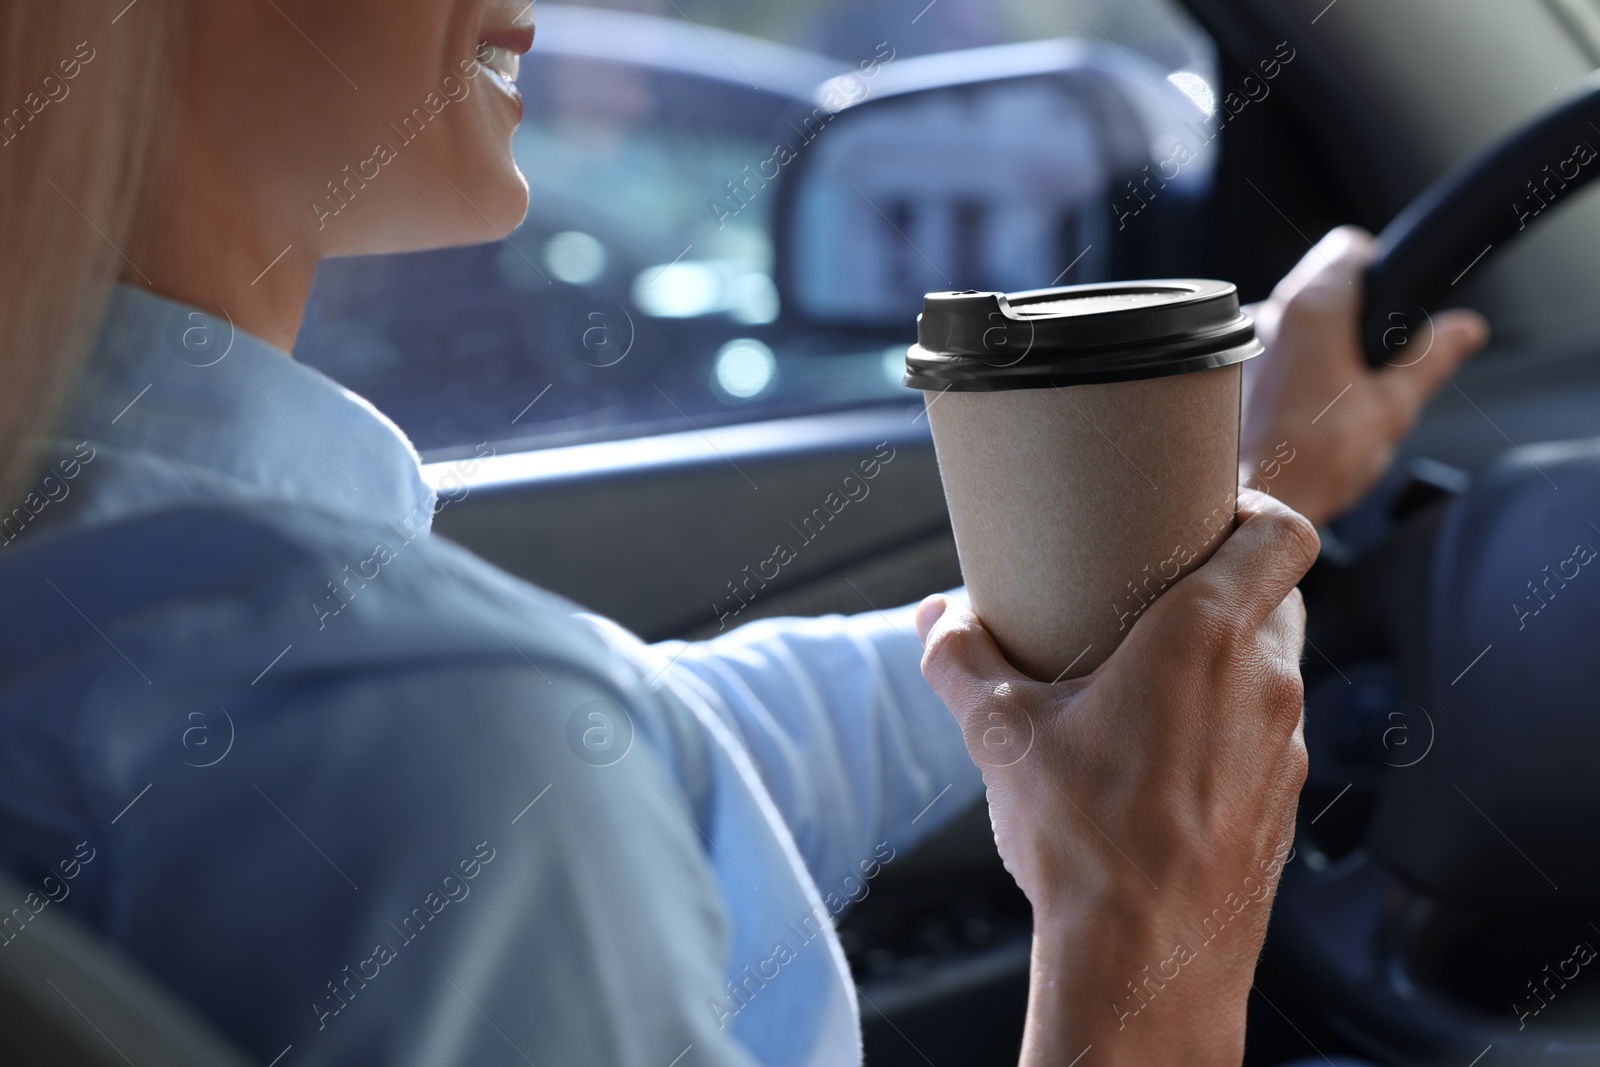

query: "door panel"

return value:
[429, 405, 956, 639]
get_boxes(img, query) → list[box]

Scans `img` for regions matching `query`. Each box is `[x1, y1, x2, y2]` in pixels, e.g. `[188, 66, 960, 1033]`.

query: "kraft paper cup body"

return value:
[925, 363, 1243, 682]
[908, 280, 1257, 682]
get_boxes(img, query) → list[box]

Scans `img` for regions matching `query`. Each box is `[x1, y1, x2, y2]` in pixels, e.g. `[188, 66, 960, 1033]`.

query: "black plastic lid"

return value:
[904, 279, 1260, 391]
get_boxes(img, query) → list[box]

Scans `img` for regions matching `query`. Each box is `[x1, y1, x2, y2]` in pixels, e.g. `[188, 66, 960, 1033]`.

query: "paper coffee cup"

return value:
[906, 281, 1260, 682]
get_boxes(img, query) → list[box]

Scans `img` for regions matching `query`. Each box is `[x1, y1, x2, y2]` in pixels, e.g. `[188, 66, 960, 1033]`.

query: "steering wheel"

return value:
[1273, 72, 1600, 1064]
[1361, 71, 1600, 366]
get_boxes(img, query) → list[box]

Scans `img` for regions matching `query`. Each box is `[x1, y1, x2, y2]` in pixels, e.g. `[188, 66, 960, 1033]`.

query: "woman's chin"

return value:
[334, 169, 528, 257]
[503, 167, 531, 225]
[478, 172, 530, 241]
[438, 160, 528, 244]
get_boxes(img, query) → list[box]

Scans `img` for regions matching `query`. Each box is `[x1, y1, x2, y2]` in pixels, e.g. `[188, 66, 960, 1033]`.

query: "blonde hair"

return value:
[0, 1, 187, 501]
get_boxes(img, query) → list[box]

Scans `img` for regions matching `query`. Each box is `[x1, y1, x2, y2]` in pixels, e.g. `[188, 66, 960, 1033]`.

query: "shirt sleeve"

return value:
[636, 598, 986, 905]
[99, 665, 764, 1067]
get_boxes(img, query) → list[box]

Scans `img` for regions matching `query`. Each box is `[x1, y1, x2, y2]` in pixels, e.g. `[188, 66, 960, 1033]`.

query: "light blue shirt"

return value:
[0, 285, 984, 1066]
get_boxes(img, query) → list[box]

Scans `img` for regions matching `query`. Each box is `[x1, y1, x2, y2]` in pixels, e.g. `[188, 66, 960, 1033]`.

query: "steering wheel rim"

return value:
[1361, 71, 1600, 367]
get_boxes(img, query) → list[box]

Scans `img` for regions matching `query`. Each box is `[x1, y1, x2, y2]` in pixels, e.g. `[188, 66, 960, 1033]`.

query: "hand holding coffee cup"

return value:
[907, 281, 1261, 681]
[914, 488, 1317, 1064]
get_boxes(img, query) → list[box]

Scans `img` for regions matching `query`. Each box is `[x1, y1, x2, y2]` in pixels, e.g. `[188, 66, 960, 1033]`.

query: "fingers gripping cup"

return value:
[906, 281, 1260, 682]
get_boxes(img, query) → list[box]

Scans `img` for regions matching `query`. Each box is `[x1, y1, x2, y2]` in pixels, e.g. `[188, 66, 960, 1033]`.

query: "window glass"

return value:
[297, 0, 1215, 458]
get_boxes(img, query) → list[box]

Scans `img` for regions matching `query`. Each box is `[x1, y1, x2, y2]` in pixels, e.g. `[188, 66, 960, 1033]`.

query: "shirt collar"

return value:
[53, 283, 436, 529]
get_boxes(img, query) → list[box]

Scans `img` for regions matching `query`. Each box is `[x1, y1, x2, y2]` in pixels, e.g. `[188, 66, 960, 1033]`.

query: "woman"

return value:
[0, 2, 1486, 1064]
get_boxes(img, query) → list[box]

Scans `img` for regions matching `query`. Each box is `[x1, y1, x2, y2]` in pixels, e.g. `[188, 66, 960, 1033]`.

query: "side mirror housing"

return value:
[770, 39, 1221, 332]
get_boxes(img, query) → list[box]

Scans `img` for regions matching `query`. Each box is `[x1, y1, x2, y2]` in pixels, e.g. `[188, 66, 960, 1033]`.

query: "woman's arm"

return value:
[617, 600, 985, 902]
[919, 489, 1317, 1066]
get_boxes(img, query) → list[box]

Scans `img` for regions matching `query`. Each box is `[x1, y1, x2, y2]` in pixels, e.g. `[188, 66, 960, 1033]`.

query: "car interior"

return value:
[9, 0, 1600, 1062]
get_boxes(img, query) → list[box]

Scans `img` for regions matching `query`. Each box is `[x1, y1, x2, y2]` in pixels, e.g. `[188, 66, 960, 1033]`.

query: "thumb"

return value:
[1375, 308, 1489, 432]
[917, 594, 1032, 728]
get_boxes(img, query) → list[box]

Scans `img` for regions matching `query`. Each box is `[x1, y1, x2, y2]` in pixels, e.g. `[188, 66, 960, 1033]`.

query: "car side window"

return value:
[296, 0, 1216, 460]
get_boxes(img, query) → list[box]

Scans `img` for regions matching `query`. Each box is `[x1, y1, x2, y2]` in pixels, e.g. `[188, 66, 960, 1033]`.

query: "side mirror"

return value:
[770, 39, 1220, 332]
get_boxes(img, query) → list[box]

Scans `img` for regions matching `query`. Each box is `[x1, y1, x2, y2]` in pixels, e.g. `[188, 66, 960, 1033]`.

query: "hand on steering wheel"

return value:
[1239, 226, 1490, 527]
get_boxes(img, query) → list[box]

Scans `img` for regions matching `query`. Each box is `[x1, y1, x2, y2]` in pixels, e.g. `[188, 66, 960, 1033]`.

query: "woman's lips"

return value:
[477, 21, 533, 113]
[480, 26, 535, 55]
